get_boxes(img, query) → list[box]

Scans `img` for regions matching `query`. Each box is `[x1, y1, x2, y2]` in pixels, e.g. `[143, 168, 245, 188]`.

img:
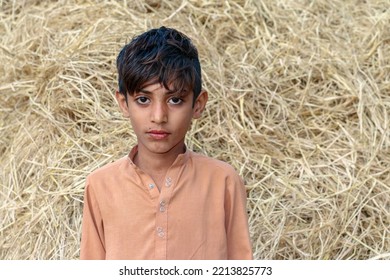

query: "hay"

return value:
[1, 0, 389, 259]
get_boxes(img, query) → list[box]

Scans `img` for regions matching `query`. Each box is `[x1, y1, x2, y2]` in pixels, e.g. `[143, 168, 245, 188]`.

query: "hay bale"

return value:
[0, 0, 389, 259]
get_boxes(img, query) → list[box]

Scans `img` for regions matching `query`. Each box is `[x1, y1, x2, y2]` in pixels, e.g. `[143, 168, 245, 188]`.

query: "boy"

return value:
[80, 26, 252, 260]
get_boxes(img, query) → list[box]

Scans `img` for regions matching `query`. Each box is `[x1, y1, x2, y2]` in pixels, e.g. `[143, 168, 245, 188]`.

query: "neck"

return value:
[134, 142, 186, 175]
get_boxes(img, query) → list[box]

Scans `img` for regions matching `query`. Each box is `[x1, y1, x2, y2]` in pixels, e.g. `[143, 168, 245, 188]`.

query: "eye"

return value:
[135, 96, 150, 105]
[168, 97, 183, 105]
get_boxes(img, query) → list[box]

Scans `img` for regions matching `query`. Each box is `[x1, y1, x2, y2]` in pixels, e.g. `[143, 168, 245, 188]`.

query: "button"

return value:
[149, 183, 154, 189]
[160, 200, 167, 212]
[156, 227, 165, 238]
[165, 177, 172, 187]
[159, 200, 166, 212]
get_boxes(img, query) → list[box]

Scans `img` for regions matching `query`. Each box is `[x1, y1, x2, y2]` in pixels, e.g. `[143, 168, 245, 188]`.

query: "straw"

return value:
[1, 0, 389, 259]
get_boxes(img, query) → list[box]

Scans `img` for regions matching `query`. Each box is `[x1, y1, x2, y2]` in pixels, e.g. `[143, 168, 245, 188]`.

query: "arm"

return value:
[225, 172, 253, 260]
[80, 176, 106, 259]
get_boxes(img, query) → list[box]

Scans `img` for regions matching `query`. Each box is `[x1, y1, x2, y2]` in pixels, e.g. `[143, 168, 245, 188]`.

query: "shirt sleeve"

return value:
[225, 172, 253, 260]
[80, 176, 106, 260]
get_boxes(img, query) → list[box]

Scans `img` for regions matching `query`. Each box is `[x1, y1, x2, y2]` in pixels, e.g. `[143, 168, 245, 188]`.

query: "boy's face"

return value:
[115, 82, 208, 156]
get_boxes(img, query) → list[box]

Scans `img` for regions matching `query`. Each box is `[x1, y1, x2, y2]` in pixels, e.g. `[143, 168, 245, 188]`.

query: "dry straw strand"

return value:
[1, 0, 389, 259]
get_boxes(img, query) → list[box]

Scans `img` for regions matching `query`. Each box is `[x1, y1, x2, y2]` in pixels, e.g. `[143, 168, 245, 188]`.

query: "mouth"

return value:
[147, 130, 170, 140]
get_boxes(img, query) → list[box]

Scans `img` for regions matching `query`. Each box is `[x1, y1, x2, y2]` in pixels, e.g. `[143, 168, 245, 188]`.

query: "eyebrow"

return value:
[138, 89, 175, 95]
[138, 88, 190, 96]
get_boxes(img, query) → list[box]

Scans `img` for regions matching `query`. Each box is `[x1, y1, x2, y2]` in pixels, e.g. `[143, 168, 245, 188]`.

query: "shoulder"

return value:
[188, 152, 246, 201]
[189, 151, 242, 180]
[86, 156, 129, 183]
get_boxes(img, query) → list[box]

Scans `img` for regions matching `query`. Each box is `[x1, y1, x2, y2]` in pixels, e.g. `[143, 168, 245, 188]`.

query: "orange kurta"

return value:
[80, 146, 252, 260]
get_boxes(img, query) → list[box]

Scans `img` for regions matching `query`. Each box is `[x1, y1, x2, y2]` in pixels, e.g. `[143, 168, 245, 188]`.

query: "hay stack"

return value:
[1, 0, 389, 259]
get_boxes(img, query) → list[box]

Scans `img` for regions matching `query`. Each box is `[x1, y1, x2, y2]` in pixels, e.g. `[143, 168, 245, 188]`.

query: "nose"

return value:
[151, 101, 168, 124]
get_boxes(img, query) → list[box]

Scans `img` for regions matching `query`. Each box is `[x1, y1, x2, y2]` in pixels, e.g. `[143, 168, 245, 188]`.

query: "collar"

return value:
[127, 145, 191, 170]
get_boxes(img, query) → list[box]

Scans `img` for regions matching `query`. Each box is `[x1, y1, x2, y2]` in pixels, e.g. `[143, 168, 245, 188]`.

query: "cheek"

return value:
[176, 111, 194, 130]
[128, 112, 144, 130]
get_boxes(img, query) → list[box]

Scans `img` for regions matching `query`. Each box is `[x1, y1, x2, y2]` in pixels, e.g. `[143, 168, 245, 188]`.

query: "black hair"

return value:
[116, 26, 202, 105]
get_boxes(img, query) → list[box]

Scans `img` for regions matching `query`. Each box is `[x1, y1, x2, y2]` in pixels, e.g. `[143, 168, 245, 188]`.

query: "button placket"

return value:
[154, 168, 181, 259]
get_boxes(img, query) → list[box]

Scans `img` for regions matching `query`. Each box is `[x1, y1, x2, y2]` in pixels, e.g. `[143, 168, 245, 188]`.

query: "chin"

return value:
[148, 141, 184, 154]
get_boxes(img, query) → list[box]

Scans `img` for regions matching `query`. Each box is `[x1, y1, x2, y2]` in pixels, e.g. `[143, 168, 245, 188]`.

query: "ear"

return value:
[192, 90, 208, 119]
[115, 91, 130, 118]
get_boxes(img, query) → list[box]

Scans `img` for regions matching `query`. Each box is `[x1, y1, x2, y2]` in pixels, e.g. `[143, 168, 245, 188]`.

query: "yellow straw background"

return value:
[0, 0, 389, 259]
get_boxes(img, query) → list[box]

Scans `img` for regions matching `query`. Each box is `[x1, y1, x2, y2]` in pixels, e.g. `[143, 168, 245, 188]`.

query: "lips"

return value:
[147, 130, 170, 140]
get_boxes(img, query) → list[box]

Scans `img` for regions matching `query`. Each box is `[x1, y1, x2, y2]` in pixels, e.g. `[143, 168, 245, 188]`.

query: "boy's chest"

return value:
[103, 177, 226, 234]
[102, 170, 227, 221]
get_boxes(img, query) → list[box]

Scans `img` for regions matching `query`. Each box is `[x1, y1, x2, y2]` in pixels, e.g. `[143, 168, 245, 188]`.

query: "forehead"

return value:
[139, 83, 168, 94]
[139, 81, 192, 97]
